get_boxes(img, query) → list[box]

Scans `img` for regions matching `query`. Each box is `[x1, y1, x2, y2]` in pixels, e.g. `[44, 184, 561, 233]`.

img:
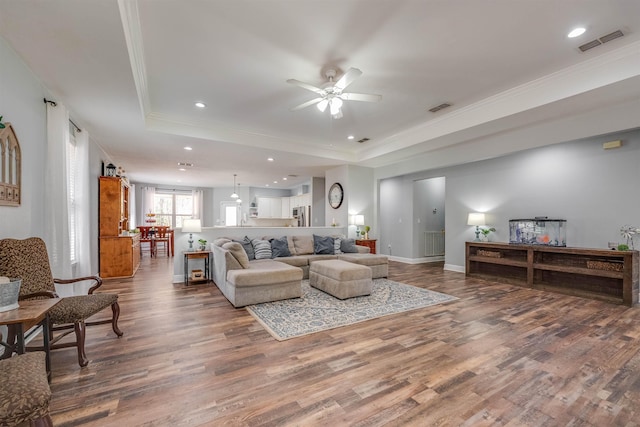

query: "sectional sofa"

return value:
[211, 234, 389, 307]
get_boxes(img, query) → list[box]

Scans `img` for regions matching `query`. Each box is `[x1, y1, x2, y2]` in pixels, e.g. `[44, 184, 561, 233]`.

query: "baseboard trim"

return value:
[387, 255, 444, 264]
[444, 264, 465, 273]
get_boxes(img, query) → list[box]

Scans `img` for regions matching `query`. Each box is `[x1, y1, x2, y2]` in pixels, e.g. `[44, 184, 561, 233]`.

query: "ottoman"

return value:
[309, 259, 372, 299]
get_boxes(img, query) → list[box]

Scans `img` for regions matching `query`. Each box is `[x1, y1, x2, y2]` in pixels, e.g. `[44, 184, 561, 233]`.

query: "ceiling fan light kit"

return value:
[288, 67, 381, 119]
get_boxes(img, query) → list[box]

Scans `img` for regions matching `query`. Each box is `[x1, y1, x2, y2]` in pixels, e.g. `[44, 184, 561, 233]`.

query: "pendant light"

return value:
[230, 174, 239, 199]
[236, 182, 242, 204]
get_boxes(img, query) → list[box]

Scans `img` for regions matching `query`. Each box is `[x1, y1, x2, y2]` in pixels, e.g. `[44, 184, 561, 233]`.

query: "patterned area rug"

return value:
[246, 279, 458, 341]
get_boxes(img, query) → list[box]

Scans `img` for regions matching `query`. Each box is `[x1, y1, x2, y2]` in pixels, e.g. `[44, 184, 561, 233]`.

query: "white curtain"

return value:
[140, 186, 155, 226]
[73, 129, 92, 280]
[129, 184, 137, 230]
[192, 189, 203, 220]
[44, 102, 72, 282]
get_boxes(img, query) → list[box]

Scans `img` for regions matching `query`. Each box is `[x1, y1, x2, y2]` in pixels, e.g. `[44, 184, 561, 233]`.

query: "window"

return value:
[67, 126, 78, 264]
[153, 190, 194, 228]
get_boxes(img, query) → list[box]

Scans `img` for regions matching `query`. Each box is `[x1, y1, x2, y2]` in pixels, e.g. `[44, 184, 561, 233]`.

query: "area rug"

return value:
[246, 279, 457, 341]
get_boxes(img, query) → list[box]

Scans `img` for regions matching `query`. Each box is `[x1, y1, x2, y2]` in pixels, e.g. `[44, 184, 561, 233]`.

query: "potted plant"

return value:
[480, 227, 496, 242]
[198, 239, 207, 251]
[364, 225, 371, 239]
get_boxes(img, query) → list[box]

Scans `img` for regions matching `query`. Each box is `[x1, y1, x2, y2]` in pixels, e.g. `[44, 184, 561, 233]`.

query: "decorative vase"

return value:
[365, 232, 369, 239]
[0, 278, 21, 312]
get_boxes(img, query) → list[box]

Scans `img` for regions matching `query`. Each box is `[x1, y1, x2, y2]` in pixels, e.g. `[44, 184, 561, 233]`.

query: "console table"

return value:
[466, 242, 639, 306]
[356, 239, 377, 254]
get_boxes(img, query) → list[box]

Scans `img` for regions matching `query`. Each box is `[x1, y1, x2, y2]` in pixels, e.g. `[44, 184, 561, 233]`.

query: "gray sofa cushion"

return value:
[314, 234, 335, 254]
[252, 239, 272, 259]
[340, 238, 359, 253]
[271, 236, 291, 258]
[222, 242, 250, 268]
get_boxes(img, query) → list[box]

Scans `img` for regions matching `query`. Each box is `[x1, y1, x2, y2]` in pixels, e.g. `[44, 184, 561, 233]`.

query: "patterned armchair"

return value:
[0, 237, 123, 367]
[0, 351, 53, 427]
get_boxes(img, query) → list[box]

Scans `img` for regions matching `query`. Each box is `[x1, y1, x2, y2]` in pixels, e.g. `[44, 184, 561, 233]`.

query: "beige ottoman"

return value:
[309, 260, 372, 299]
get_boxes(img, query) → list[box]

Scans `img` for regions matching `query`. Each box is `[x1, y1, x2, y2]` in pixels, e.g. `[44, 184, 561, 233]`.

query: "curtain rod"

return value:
[43, 98, 82, 133]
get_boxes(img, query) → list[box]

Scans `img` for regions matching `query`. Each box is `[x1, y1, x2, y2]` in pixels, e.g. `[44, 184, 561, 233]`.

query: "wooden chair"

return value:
[0, 351, 53, 427]
[0, 237, 123, 367]
[153, 226, 171, 257]
[138, 226, 155, 257]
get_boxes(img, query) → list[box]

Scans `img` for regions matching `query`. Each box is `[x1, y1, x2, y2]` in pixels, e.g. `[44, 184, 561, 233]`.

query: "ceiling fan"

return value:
[287, 67, 381, 119]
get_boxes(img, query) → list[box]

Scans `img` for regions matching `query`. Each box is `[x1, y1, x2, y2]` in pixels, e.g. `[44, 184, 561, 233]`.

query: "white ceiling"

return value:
[1, 0, 639, 189]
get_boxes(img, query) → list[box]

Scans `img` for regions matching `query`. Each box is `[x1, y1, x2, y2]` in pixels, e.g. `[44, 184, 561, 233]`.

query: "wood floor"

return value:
[46, 256, 640, 426]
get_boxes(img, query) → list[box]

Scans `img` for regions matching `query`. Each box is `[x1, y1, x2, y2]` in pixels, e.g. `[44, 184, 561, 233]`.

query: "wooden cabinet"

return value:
[466, 242, 639, 306]
[99, 177, 139, 278]
[356, 239, 377, 254]
[99, 234, 140, 279]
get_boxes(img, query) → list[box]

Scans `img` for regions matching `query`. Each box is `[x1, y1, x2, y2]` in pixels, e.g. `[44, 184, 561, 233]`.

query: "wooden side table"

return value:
[356, 239, 377, 254]
[0, 299, 60, 382]
[183, 250, 212, 285]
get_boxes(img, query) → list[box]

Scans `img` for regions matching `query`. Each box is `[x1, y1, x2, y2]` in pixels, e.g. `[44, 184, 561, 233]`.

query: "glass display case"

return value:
[509, 218, 567, 246]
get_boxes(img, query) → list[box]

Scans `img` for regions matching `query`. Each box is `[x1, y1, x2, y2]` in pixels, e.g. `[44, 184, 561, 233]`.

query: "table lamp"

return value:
[467, 213, 485, 242]
[182, 219, 202, 251]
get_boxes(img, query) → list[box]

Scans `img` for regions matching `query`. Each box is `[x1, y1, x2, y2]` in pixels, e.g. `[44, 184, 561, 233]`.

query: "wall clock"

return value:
[328, 182, 344, 209]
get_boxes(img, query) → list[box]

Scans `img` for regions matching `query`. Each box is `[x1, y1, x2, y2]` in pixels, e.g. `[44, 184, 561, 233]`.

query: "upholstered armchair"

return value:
[0, 351, 53, 427]
[0, 237, 123, 367]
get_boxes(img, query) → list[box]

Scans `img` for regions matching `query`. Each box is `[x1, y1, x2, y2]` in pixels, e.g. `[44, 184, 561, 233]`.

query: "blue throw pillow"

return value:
[270, 236, 291, 258]
[251, 239, 272, 260]
[340, 238, 358, 253]
[233, 236, 255, 260]
[314, 234, 335, 254]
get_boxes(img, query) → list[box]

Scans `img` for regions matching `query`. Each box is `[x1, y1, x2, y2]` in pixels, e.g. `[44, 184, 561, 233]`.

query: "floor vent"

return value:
[579, 29, 624, 52]
[357, 137, 370, 143]
[428, 103, 452, 113]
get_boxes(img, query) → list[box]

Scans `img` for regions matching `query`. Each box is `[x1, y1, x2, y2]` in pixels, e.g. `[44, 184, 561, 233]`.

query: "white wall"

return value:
[0, 35, 48, 238]
[382, 128, 640, 270]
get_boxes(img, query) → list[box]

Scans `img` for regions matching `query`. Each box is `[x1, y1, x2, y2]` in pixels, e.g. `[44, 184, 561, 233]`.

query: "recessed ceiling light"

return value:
[267, 157, 274, 162]
[179, 168, 186, 172]
[568, 27, 586, 38]
[194, 102, 206, 108]
[265, 184, 270, 187]
[347, 135, 354, 140]
[184, 146, 192, 151]
[283, 177, 287, 181]
[273, 181, 278, 184]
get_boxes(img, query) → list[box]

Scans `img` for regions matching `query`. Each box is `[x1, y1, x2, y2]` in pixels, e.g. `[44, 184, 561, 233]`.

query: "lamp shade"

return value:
[467, 213, 485, 226]
[354, 215, 365, 226]
[182, 219, 202, 233]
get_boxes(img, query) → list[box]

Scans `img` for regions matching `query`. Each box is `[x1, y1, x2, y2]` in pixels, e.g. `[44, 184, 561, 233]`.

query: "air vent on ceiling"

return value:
[357, 137, 370, 143]
[177, 162, 193, 167]
[579, 29, 624, 52]
[428, 103, 452, 113]
[287, 174, 298, 178]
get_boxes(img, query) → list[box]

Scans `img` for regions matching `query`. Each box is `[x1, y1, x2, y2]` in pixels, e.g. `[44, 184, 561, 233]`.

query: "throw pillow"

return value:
[221, 242, 250, 268]
[232, 236, 255, 260]
[270, 236, 291, 258]
[333, 237, 343, 254]
[251, 238, 272, 260]
[314, 234, 335, 255]
[213, 238, 231, 247]
[292, 235, 314, 255]
[340, 238, 359, 253]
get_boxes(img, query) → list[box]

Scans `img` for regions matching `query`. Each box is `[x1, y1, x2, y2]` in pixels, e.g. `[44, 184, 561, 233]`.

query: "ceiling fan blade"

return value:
[290, 97, 324, 111]
[340, 93, 382, 102]
[286, 79, 325, 94]
[334, 68, 362, 91]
